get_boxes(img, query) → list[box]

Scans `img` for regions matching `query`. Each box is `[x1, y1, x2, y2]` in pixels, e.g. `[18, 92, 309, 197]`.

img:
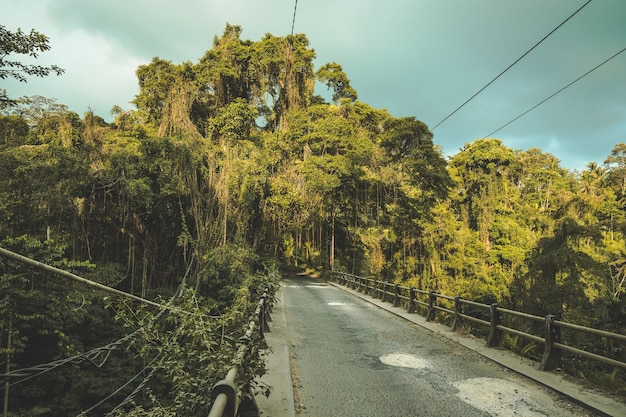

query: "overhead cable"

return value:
[483, 47, 626, 138]
[432, 0, 593, 130]
[290, 0, 299, 38]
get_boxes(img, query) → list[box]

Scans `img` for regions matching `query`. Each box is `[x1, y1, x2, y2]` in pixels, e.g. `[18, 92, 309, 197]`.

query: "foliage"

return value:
[105, 263, 279, 416]
[0, 25, 64, 107]
[2, 21, 626, 411]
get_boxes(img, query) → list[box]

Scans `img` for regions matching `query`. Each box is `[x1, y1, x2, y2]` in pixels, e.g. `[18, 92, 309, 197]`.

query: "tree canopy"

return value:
[0, 25, 64, 107]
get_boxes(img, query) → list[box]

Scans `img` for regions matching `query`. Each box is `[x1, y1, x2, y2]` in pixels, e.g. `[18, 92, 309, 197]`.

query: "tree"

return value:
[316, 62, 357, 103]
[604, 143, 626, 201]
[0, 25, 64, 107]
[133, 57, 177, 126]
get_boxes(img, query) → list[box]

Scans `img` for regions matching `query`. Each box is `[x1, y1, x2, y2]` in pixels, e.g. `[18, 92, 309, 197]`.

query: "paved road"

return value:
[282, 274, 597, 417]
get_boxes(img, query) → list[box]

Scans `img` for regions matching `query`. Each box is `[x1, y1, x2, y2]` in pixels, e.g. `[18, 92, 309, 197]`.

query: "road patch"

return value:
[379, 352, 429, 369]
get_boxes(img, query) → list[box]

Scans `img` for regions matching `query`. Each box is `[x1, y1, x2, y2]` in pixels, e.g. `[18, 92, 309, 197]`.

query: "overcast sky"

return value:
[2, 0, 625, 171]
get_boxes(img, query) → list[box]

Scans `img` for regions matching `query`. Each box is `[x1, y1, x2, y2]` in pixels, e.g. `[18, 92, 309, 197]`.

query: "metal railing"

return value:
[332, 272, 626, 372]
[208, 285, 273, 417]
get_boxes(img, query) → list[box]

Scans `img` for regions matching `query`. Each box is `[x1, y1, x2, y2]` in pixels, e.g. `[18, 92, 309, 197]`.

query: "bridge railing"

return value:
[0, 247, 276, 417]
[332, 272, 626, 373]
[208, 285, 273, 417]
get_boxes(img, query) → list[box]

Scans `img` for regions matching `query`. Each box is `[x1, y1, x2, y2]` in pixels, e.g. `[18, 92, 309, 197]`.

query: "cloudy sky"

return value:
[2, 0, 625, 171]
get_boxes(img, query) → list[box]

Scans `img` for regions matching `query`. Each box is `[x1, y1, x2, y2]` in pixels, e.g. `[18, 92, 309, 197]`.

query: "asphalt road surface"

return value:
[282, 274, 597, 417]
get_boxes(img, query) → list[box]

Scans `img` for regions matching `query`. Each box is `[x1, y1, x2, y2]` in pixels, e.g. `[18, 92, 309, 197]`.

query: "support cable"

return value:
[0, 293, 178, 387]
[77, 265, 206, 415]
[0, 247, 165, 308]
[432, 0, 592, 130]
[76, 357, 159, 417]
[0, 248, 196, 386]
[0, 246, 218, 318]
[108, 365, 159, 414]
[483, 47, 626, 138]
[0, 331, 138, 387]
[80, 299, 192, 415]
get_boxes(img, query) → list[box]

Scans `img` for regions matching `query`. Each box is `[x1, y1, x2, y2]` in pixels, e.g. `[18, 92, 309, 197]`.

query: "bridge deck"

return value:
[256, 274, 625, 417]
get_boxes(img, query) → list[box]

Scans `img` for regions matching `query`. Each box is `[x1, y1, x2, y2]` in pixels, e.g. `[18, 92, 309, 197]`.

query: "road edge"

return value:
[255, 281, 296, 417]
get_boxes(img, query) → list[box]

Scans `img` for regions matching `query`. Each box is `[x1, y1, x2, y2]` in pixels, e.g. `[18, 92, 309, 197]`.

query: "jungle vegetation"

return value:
[1, 24, 625, 415]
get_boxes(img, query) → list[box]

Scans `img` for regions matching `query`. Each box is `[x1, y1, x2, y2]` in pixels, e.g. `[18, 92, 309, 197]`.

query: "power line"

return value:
[432, 0, 593, 130]
[290, 0, 298, 38]
[483, 47, 626, 138]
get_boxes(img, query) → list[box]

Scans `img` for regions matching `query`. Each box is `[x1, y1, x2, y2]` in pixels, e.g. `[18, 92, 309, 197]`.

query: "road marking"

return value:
[327, 302, 354, 306]
[379, 352, 429, 369]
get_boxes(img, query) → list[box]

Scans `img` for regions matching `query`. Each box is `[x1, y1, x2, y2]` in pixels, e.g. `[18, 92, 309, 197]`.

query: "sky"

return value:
[2, 0, 625, 171]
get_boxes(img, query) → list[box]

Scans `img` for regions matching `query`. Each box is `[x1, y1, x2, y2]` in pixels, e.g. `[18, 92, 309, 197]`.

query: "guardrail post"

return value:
[359, 276, 365, 292]
[393, 284, 400, 307]
[426, 290, 437, 321]
[381, 282, 387, 302]
[257, 303, 267, 339]
[408, 287, 416, 313]
[265, 286, 274, 314]
[263, 296, 272, 329]
[451, 296, 462, 331]
[487, 303, 502, 347]
[540, 315, 562, 371]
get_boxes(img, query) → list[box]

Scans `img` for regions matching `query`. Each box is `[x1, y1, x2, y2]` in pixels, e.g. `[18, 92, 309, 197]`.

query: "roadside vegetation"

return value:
[1, 23, 624, 415]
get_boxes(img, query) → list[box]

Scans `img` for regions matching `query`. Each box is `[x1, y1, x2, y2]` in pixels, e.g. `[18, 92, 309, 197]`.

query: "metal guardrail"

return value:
[208, 286, 273, 417]
[332, 272, 626, 372]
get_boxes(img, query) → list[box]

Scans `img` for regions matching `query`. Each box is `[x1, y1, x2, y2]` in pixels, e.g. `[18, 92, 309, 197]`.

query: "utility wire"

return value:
[432, 0, 593, 130]
[290, 0, 298, 38]
[483, 47, 626, 138]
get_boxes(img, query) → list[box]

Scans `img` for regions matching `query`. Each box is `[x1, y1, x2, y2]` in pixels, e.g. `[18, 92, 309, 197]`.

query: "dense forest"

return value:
[1, 23, 625, 414]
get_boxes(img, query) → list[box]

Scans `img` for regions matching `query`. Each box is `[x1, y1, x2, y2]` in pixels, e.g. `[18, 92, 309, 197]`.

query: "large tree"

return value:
[0, 25, 64, 107]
